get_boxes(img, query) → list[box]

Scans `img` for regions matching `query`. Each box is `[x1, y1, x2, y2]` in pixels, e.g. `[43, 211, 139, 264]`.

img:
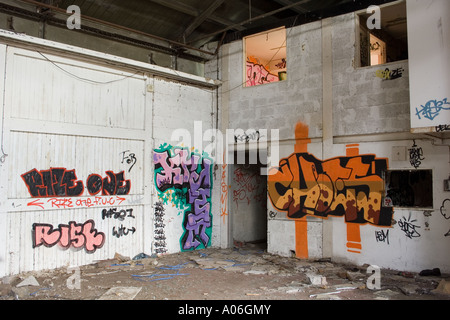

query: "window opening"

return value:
[385, 170, 433, 208]
[359, 1, 408, 67]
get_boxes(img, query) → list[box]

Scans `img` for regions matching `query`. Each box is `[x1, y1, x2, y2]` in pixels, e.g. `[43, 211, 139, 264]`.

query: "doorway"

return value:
[229, 151, 268, 249]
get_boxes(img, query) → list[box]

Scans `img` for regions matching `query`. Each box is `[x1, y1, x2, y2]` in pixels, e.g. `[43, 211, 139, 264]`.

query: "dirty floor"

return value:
[1, 243, 449, 302]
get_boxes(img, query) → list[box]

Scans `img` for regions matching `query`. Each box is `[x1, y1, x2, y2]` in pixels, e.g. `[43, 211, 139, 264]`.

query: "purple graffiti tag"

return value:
[154, 146, 213, 251]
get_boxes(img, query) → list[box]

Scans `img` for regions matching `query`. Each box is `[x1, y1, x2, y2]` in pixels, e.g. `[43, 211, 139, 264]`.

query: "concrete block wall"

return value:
[212, 8, 450, 273]
[219, 20, 324, 141]
[331, 13, 410, 137]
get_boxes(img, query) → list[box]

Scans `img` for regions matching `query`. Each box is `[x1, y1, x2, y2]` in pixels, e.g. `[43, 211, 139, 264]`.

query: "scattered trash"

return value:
[433, 280, 450, 295]
[132, 270, 189, 282]
[114, 253, 130, 263]
[419, 268, 441, 277]
[374, 289, 400, 298]
[132, 253, 153, 260]
[306, 273, 327, 287]
[17, 276, 40, 288]
[398, 284, 419, 296]
[98, 287, 142, 300]
[30, 287, 51, 296]
[158, 262, 190, 270]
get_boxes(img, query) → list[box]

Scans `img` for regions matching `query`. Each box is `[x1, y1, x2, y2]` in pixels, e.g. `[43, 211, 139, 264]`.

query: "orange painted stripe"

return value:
[295, 218, 309, 259]
[294, 122, 311, 153]
[346, 242, 363, 250]
[347, 223, 362, 254]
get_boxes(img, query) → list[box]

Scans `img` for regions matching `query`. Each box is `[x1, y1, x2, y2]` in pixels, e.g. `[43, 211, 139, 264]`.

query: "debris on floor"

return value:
[98, 287, 142, 300]
[0, 245, 449, 300]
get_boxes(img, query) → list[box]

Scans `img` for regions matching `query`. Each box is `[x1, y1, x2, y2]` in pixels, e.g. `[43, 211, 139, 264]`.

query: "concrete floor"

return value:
[1, 243, 449, 302]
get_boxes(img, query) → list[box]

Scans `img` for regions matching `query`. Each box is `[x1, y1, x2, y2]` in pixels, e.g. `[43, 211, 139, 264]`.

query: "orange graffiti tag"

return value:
[268, 122, 393, 258]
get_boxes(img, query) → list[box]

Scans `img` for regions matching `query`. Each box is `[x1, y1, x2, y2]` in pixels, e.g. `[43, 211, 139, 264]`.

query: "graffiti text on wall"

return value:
[415, 98, 450, 121]
[154, 201, 167, 254]
[22, 168, 131, 198]
[268, 150, 393, 226]
[398, 214, 421, 239]
[27, 195, 126, 210]
[246, 61, 279, 87]
[32, 220, 105, 253]
[102, 207, 137, 239]
[435, 124, 450, 133]
[221, 155, 229, 224]
[120, 150, 137, 172]
[375, 67, 404, 81]
[153, 144, 213, 251]
[408, 141, 425, 169]
[233, 167, 266, 208]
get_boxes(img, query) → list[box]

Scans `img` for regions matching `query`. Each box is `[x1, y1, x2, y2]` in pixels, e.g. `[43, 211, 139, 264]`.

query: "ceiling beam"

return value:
[188, 0, 312, 45]
[273, 0, 310, 14]
[147, 0, 245, 32]
[180, 0, 226, 42]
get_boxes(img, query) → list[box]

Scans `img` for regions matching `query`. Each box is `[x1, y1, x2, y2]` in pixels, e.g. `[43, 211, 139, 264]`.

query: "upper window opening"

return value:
[244, 27, 287, 87]
[359, 1, 408, 67]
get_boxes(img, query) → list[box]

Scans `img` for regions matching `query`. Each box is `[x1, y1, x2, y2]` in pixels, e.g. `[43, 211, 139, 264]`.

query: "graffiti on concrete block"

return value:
[268, 122, 394, 259]
[268, 150, 393, 226]
[375, 67, 404, 80]
[32, 220, 105, 253]
[153, 144, 213, 251]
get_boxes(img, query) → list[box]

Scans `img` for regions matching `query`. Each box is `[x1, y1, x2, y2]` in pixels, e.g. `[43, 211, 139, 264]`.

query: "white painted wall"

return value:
[0, 32, 218, 276]
[407, 0, 450, 131]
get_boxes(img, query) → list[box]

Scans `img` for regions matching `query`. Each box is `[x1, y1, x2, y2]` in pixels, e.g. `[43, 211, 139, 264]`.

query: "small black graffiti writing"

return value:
[398, 214, 421, 239]
[154, 201, 167, 254]
[415, 98, 450, 121]
[269, 210, 278, 219]
[234, 130, 264, 143]
[375, 67, 404, 81]
[375, 229, 390, 244]
[112, 225, 136, 238]
[102, 208, 135, 221]
[408, 141, 425, 169]
[436, 124, 450, 133]
[440, 199, 450, 220]
[120, 150, 137, 172]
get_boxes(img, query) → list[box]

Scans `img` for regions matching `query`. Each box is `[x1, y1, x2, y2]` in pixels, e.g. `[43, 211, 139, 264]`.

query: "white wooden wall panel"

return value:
[0, 40, 216, 276]
[0, 45, 151, 276]
[7, 49, 146, 130]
